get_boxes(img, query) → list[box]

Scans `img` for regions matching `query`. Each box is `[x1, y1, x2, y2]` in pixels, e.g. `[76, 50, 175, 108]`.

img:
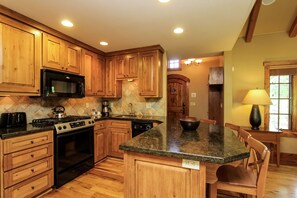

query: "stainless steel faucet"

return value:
[128, 103, 135, 115]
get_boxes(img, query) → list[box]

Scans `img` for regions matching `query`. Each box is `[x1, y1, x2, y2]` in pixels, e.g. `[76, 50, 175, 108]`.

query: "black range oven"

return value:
[32, 116, 95, 188]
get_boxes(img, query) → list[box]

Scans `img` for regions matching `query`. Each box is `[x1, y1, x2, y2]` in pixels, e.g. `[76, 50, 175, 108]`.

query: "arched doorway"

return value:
[167, 74, 190, 119]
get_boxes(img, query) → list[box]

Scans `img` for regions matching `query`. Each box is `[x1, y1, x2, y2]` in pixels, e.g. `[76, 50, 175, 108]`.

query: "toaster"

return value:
[0, 112, 27, 128]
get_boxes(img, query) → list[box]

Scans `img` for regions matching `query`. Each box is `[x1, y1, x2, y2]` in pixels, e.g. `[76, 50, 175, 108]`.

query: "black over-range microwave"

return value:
[41, 69, 85, 98]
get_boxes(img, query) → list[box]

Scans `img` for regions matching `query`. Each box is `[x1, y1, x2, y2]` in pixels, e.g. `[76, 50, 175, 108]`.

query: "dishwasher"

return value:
[132, 120, 153, 137]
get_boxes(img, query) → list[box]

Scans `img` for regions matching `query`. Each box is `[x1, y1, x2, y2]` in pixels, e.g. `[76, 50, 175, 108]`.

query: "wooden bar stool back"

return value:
[215, 137, 271, 198]
[225, 123, 240, 136]
[200, 119, 216, 124]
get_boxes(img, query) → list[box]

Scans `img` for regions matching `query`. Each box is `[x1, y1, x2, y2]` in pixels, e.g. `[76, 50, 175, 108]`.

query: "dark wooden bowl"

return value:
[179, 117, 200, 131]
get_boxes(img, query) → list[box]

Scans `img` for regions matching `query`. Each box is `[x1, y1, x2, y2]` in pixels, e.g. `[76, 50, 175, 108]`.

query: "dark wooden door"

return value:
[167, 74, 190, 119]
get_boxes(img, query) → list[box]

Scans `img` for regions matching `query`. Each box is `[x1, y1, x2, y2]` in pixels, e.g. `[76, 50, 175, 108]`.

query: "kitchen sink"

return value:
[115, 115, 137, 118]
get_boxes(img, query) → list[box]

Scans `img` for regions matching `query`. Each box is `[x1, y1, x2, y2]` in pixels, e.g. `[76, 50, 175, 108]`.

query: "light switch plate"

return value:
[182, 159, 200, 170]
[191, 93, 197, 98]
[190, 102, 196, 106]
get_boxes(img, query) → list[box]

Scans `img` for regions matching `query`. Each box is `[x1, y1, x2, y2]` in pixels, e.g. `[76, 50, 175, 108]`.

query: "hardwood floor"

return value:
[43, 158, 297, 198]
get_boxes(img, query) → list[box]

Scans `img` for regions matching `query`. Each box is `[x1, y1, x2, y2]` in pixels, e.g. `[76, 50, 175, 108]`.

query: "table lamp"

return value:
[242, 89, 272, 130]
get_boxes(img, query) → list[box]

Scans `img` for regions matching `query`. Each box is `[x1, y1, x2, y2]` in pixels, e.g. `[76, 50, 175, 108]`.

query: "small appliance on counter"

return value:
[101, 100, 111, 117]
[0, 112, 27, 128]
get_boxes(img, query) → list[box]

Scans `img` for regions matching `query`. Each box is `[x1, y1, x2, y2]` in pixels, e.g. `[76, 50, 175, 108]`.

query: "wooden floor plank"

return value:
[43, 158, 297, 198]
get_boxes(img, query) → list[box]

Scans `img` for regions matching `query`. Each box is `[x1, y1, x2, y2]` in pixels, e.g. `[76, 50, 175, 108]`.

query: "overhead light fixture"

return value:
[174, 27, 184, 34]
[183, 58, 203, 65]
[61, 20, 73, 27]
[159, 0, 170, 3]
[262, 0, 276, 6]
[100, 41, 108, 46]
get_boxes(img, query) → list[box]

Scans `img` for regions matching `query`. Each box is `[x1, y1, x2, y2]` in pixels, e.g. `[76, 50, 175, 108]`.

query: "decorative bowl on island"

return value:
[179, 117, 200, 131]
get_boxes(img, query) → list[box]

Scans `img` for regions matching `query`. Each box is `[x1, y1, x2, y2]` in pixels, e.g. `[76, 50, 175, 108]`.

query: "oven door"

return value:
[54, 126, 94, 188]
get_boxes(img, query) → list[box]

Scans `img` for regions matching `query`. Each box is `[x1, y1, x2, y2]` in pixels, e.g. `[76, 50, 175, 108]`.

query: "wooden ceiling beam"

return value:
[245, 0, 262, 42]
[289, 15, 297, 37]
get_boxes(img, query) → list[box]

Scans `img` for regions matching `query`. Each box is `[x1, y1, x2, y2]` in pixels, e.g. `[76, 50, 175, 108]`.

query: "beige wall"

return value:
[224, 32, 297, 154]
[168, 56, 223, 119]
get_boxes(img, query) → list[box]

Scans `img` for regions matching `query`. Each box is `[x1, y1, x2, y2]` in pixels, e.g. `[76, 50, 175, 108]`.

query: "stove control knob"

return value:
[92, 120, 95, 124]
[89, 121, 91, 124]
[63, 125, 67, 129]
[58, 126, 62, 130]
[146, 125, 152, 130]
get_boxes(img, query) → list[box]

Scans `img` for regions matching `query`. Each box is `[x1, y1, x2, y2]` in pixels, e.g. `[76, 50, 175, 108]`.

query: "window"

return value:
[168, 59, 181, 70]
[264, 60, 297, 132]
[269, 75, 292, 130]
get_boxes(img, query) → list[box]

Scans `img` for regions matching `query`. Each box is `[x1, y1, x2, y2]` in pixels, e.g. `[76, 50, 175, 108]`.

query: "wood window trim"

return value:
[264, 60, 297, 131]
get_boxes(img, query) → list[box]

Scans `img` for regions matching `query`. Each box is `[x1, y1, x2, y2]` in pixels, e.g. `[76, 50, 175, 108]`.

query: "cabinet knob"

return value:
[65, 67, 68, 70]
[31, 140, 34, 144]
[31, 169, 35, 173]
[31, 186, 35, 190]
[31, 154, 34, 158]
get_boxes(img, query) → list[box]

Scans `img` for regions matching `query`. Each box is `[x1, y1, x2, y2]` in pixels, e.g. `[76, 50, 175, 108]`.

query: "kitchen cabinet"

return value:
[105, 57, 122, 98]
[82, 49, 105, 96]
[43, 33, 81, 74]
[108, 120, 131, 158]
[1, 131, 54, 198]
[94, 121, 107, 163]
[115, 53, 138, 79]
[209, 67, 223, 85]
[0, 16, 41, 96]
[138, 50, 163, 98]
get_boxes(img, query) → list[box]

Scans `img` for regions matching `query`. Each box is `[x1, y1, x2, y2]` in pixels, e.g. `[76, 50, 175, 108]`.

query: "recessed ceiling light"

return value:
[61, 20, 73, 27]
[100, 41, 108, 46]
[174, 27, 184, 34]
[262, 0, 276, 6]
[159, 0, 170, 3]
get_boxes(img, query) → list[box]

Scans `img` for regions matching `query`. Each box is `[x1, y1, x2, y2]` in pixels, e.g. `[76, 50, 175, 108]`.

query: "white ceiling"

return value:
[1, 0, 256, 59]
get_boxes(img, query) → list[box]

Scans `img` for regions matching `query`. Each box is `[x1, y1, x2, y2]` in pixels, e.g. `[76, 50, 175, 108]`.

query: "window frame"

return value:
[264, 60, 297, 131]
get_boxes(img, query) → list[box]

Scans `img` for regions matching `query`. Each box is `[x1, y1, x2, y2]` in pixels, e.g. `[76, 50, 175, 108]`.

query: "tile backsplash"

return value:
[0, 80, 166, 123]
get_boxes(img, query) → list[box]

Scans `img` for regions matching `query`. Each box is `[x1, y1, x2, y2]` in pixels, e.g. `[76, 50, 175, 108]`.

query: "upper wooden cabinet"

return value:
[115, 53, 138, 79]
[105, 57, 122, 98]
[42, 33, 81, 74]
[138, 50, 163, 98]
[0, 16, 41, 96]
[209, 67, 223, 85]
[82, 49, 105, 96]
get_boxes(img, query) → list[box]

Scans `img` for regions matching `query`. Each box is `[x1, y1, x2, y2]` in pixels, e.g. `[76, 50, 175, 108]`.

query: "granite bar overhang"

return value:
[120, 118, 250, 164]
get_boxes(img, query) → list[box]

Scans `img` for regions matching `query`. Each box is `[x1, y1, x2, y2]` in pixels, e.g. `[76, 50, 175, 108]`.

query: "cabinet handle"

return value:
[65, 67, 68, 70]
[31, 186, 35, 190]
[36, 89, 40, 92]
[31, 140, 34, 144]
[61, 67, 64, 69]
[31, 169, 35, 173]
[31, 154, 34, 158]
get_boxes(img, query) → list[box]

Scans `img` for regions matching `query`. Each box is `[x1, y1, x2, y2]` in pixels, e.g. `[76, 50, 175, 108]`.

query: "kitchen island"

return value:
[119, 117, 249, 198]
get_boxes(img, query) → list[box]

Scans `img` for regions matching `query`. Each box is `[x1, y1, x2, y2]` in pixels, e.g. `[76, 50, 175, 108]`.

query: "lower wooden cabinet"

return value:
[107, 120, 131, 158]
[94, 121, 107, 163]
[1, 131, 54, 198]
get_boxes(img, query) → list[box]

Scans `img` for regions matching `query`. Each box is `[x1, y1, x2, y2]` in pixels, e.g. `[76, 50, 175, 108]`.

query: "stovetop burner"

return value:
[31, 115, 91, 127]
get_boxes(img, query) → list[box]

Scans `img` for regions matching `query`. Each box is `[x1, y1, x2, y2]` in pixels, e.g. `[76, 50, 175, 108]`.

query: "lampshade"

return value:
[242, 89, 272, 105]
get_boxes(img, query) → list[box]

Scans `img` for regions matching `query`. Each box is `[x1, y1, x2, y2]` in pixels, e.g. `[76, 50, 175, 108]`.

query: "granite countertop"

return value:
[119, 117, 250, 164]
[0, 124, 54, 139]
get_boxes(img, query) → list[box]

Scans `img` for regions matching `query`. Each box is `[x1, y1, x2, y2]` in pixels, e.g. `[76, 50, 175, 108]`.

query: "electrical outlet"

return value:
[190, 102, 196, 106]
[191, 92, 197, 98]
[182, 159, 200, 170]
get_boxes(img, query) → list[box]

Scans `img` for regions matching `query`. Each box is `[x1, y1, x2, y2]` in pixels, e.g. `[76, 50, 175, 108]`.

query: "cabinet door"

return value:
[94, 129, 107, 163]
[126, 53, 138, 78]
[42, 33, 64, 70]
[0, 19, 41, 95]
[115, 55, 126, 79]
[109, 128, 130, 158]
[139, 50, 162, 97]
[105, 57, 122, 98]
[65, 41, 81, 74]
[82, 50, 105, 96]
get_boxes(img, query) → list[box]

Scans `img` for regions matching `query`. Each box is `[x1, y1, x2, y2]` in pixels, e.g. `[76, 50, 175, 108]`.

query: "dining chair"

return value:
[200, 119, 216, 124]
[225, 123, 240, 136]
[213, 137, 271, 198]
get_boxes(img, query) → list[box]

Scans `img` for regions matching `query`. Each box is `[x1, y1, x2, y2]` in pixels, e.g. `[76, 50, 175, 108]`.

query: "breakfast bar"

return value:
[120, 118, 250, 198]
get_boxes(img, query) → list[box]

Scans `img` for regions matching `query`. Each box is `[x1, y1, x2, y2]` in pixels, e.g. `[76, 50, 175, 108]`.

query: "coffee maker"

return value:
[101, 100, 111, 117]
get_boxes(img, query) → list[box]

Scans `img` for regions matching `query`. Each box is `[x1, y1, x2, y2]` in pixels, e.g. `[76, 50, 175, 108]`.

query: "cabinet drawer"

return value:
[94, 121, 106, 130]
[4, 143, 53, 171]
[4, 170, 53, 198]
[3, 131, 53, 154]
[4, 157, 53, 188]
[109, 120, 131, 129]
[249, 132, 277, 143]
